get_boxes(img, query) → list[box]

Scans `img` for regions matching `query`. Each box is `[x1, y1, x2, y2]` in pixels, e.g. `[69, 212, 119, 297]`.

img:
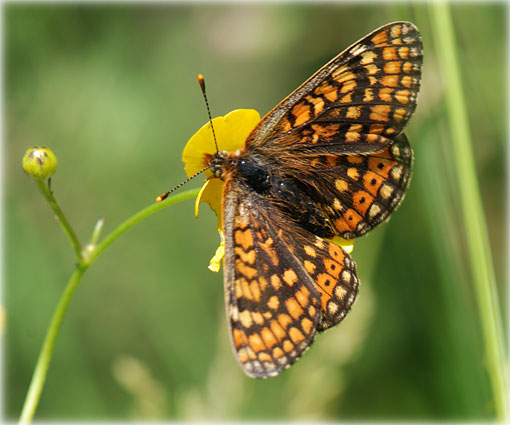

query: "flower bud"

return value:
[22, 146, 58, 180]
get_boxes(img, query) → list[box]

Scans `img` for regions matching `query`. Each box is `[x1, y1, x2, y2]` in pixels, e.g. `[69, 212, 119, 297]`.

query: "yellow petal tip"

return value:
[330, 236, 354, 254]
[208, 230, 225, 273]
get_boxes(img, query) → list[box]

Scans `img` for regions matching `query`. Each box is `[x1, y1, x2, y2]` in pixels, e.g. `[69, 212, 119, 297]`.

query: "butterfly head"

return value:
[208, 150, 229, 178]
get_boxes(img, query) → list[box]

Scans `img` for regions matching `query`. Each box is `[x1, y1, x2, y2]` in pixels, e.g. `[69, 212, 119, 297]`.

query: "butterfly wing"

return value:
[222, 180, 359, 378]
[269, 133, 413, 239]
[321, 133, 413, 238]
[245, 21, 422, 155]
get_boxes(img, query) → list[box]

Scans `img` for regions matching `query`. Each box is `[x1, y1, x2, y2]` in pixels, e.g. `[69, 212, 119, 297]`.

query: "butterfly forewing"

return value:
[245, 21, 422, 155]
[222, 180, 358, 378]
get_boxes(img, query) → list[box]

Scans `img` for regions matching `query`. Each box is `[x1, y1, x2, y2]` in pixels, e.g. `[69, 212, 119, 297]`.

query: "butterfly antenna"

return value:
[198, 74, 219, 152]
[156, 165, 211, 202]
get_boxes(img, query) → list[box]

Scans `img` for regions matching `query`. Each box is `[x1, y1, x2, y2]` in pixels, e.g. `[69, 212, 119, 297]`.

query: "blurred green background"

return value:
[5, 2, 507, 422]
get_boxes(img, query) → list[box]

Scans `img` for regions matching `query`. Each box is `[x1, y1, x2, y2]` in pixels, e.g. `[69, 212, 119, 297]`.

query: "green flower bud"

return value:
[22, 146, 58, 180]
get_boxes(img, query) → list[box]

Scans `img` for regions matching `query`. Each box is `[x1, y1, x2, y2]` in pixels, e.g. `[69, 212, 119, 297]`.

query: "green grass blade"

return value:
[429, 3, 509, 421]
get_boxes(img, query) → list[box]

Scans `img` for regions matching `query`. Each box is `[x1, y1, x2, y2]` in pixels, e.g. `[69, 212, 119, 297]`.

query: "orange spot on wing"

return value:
[340, 93, 352, 103]
[340, 79, 357, 94]
[370, 123, 385, 135]
[390, 24, 402, 38]
[342, 208, 363, 230]
[272, 347, 284, 359]
[346, 106, 362, 119]
[301, 317, 314, 334]
[384, 61, 402, 74]
[314, 82, 338, 102]
[398, 46, 410, 59]
[236, 262, 258, 280]
[370, 105, 391, 122]
[234, 247, 256, 264]
[316, 273, 335, 296]
[368, 157, 397, 177]
[235, 229, 254, 250]
[393, 107, 407, 122]
[401, 76, 413, 88]
[353, 190, 375, 215]
[305, 95, 325, 115]
[277, 313, 293, 329]
[261, 327, 278, 348]
[291, 101, 312, 126]
[249, 333, 266, 352]
[324, 258, 342, 278]
[295, 285, 311, 307]
[382, 46, 398, 60]
[233, 328, 248, 348]
[283, 269, 298, 286]
[379, 87, 395, 103]
[363, 88, 374, 102]
[371, 29, 389, 44]
[282, 118, 292, 132]
[271, 274, 282, 290]
[403, 61, 413, 73]
[270, 319, 286, 341]
[363, 170, 385, 196]
[304, 260, 316, 274]
[283, 340, 294, 353]
[334, 70, 356, 84]
[347, 155, 363, 164]
[381, 75, 400, 88]
[346, 131, 361, 143]
[328, 243, 345, 261]
[286, 297, 305, 320]
[289, 327, 305, 344]
[258, 352, 272, 362]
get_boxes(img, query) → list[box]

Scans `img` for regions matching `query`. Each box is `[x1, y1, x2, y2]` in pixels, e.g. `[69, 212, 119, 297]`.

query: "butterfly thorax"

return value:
[208, 150, 338, 239]
[209, 150, 272, 193]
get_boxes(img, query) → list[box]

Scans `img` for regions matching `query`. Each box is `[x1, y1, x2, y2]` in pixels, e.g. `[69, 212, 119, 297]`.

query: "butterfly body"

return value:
[201, 22, 422, 378]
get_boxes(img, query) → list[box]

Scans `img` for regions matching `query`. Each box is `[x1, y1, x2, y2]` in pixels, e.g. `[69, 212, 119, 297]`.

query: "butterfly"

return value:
[201, 21, 422, 378]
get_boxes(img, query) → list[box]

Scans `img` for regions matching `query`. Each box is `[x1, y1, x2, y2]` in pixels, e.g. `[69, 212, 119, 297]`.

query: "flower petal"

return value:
[197, 178, 225, 224]
[182, 109, 260, 178]
[208, 230, 225, 272]
[329, 236, 354, 254]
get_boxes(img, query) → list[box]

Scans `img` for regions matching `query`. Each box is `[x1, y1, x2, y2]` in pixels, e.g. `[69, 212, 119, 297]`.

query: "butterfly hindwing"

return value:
[271, 132, 413, 239]
[324, 133, 413, 238]
[222, 180, 359, 378]
[246, 22, 422, 155]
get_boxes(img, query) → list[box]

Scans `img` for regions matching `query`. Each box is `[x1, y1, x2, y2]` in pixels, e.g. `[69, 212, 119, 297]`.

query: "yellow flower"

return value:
[182, 109, 354, 271]
[182, 109, 261, 224]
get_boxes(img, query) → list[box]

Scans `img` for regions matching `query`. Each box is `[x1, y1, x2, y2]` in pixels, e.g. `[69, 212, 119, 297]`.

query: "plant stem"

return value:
[19, 187, 200, 423]
[430, 4, 509, 421]
[36, 179, 83, 262]
[19, 266, 86, 425]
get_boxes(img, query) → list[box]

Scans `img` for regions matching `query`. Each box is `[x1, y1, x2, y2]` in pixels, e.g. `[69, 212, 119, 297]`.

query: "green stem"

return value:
[19, 266, 86, 425]
[19, 187, 200, 423]
[430, 4, 509, 421]
[36, 179, 83, 262]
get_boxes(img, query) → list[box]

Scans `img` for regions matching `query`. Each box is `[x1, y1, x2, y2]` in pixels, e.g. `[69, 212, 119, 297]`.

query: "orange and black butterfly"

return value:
[202, 22, 422, 378]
